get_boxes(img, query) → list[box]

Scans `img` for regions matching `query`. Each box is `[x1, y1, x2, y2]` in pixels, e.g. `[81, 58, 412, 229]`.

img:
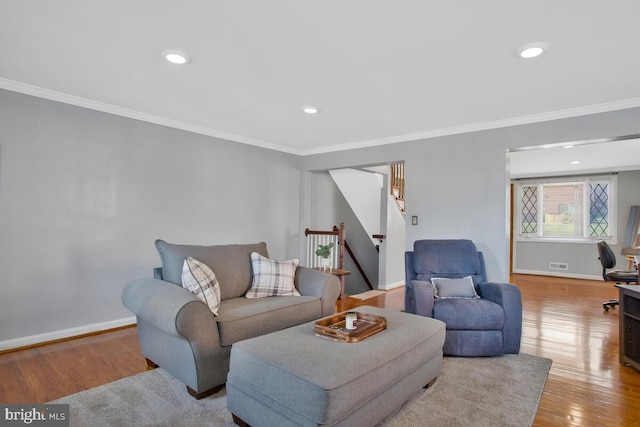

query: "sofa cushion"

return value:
[155, 240, 268, 300]
[413, 240, 484, 284]
[181, 257, 221, 316]
[431, 276, 480, 299]
[246, 252, 301, 298]
[216, 296, 321, 347]
[433, 298, 505, 330]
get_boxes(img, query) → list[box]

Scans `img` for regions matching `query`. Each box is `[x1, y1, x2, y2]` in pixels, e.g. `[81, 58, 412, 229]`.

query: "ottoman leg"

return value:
[145, 358, 158, 370]
[424, 376, 437, 389]
[232, 414, 250, 427]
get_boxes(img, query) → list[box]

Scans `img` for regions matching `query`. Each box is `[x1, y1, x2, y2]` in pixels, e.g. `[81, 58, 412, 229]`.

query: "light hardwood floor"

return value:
[1, 274, 639, 426]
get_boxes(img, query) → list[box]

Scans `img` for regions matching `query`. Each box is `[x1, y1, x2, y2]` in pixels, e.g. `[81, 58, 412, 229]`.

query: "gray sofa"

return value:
[121, 240, 341, 399]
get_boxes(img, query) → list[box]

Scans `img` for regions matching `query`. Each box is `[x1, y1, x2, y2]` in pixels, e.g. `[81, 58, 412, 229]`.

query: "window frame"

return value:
[514, 174, 617, 244]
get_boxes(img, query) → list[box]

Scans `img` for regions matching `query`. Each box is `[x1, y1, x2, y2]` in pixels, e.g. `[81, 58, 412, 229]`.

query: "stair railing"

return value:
[391, 162, 405, 214]
[304, 223, 374, 292]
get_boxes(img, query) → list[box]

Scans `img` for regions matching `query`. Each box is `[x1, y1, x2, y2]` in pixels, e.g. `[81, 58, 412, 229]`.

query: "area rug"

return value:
[349, 289, 387, 300]
[50, 353, 551, 427]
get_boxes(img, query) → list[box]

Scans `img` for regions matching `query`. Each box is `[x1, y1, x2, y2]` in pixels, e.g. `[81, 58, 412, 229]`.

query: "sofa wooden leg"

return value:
[424, 376, 437, 389]
[187, 384, 224, 400]
[232, 414, 251, 427]
[145, 358, 158, 370]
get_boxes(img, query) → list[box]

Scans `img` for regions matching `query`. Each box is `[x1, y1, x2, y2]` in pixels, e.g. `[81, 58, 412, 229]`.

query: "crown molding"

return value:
[2, 77, 639, 157]
[0, 78, 302, 155]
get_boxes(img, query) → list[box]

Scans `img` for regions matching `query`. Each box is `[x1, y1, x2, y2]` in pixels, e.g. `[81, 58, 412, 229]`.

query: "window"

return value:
[516, 175, 616, 242]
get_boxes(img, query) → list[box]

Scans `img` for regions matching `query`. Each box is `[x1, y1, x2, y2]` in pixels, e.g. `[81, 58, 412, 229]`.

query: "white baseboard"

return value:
[0, 316, 137, 352]
[513, 269, 602, 281]
[379, 281, 405, 291]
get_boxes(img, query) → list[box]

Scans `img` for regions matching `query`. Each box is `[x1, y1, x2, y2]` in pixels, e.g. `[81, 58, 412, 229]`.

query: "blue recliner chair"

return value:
[405, 239, 522, 356]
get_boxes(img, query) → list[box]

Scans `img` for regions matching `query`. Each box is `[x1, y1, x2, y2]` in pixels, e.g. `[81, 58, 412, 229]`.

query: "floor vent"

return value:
[549, 262, 569, 270]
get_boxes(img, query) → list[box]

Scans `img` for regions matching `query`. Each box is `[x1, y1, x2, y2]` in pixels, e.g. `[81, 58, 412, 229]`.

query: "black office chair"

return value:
[597, 241, 638, 311]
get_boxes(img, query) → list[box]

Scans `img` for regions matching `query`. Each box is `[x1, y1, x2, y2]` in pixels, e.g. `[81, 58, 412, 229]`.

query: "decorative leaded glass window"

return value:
[589, 183, 609, 237]
[521, 186, 537, 234]
[515, 175, 615, 241]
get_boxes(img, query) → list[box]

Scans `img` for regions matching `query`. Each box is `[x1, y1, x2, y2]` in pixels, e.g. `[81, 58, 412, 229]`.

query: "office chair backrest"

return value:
[597, 241, 617, 281]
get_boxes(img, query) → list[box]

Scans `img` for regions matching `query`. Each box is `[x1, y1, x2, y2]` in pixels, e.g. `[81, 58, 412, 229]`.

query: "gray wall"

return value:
[514, 169, 640, 278]
[303, 108, 640, 283]
[3, 85, 640, 346]
[0, 90, 301, 344]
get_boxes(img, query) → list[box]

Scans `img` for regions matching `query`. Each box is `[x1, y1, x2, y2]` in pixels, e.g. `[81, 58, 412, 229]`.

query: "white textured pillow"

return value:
[246, 252, 301, 298]
[181, 257, 222, 315]
[431, 276, 480, 299]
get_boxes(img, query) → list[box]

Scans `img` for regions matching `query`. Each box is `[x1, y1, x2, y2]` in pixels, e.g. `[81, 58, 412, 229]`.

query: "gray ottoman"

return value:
[227, 306, 446, 427]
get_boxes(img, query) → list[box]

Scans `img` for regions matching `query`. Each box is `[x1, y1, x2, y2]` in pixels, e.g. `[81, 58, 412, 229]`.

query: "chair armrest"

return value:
[121, 278, 220, 342]
[405, 280, 435, 317]
[405, 251, 417, 283]
[295, 267, 341, 316]
[478, 282, 522, 353]
[478, 282, 521, 310]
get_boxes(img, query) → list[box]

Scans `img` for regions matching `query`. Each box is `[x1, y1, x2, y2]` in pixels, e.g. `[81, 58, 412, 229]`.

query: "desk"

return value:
[617, 284, 640, 371]
[312, 267, 351, 299]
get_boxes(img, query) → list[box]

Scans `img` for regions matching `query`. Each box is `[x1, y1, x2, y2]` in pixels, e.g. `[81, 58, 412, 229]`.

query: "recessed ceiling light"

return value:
[516, 42, 549, 59]
[570, 160, 581, 164]
[302, 106, 320, 114]
[162, 49, 191, 64]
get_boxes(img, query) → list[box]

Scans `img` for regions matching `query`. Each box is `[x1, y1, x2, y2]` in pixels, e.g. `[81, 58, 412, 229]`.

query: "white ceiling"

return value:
[2, 1, 640, 165]
[509, 137, 640, 179]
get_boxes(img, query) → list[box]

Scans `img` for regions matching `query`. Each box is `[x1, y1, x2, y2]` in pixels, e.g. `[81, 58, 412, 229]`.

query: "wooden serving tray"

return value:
[314, 311, 387, 343]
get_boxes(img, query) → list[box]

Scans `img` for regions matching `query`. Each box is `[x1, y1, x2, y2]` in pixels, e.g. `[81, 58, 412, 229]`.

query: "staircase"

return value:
[391, 162, 405, 215]
[327, 164, 407, 292]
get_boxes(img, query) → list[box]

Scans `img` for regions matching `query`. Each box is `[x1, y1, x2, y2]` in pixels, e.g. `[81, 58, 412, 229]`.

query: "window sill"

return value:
[515, 236, 615, 245]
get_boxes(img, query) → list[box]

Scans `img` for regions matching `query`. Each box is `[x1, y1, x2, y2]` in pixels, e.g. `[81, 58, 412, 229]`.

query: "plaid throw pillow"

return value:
[245, 252, 301, 298]
[181, 257, 222, 315]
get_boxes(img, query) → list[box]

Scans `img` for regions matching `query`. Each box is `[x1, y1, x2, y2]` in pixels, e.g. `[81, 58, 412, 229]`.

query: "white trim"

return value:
[516, 237, 609, 245]
[2, 77, 640, 156]
[513, 269, 601, 281]
[379, 280, 405, 291]
[0, 78, 302, 156]
[0, 316, 136, 352]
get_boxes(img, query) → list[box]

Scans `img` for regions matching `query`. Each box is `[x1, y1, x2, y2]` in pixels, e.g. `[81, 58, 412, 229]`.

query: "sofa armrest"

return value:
[122, 278, 220, 342]
[295, 267, 341, 316]
[478, 282, 522, 353]
[405, 280, 435, 317]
